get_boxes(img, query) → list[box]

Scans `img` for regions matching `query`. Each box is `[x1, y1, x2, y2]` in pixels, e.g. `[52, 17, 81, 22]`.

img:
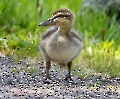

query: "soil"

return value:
[0, 56, 120, 99]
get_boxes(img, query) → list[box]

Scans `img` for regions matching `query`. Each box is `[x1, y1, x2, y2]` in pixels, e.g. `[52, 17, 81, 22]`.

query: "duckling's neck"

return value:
[59, 27, 71, 34]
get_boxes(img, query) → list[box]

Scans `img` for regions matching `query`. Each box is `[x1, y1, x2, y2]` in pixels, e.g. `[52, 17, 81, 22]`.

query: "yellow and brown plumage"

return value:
[39, 8, 83, 82]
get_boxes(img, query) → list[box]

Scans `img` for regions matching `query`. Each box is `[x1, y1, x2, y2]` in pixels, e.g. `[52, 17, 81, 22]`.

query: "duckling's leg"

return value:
[44, 61, 53, 84]
[65, 61, 72, 80]
[46, 61, 51, 79]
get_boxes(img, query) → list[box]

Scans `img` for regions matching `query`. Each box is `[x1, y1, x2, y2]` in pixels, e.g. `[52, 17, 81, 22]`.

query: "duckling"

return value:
[39, 8, 83, 81]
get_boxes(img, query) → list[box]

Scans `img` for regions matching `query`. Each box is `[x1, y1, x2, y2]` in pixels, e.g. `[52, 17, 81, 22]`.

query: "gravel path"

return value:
[0, 56, 120, 99]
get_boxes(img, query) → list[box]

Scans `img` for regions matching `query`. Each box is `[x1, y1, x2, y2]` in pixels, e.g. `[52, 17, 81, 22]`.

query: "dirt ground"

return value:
[0, 56, 120, 99]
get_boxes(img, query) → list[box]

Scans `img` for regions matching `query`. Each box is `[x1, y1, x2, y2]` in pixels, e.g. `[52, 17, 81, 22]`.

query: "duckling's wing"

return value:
[42, 27, 58, 40]
[68, 29, 82, 42]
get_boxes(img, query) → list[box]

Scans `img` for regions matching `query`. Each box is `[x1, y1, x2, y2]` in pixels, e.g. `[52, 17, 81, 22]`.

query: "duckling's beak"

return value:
[39, 17, 55, 26]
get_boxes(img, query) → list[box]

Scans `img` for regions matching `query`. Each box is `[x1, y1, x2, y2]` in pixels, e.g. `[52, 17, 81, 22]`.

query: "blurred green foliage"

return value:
[0, 0, 120, 77]
[0, 0, 38, 32]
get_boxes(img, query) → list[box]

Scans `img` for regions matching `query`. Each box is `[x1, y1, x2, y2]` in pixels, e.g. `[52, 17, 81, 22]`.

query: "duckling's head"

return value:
[39, 8, 74, 29]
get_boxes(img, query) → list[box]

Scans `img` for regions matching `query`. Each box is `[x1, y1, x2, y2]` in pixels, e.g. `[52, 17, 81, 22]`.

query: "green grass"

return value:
[0, 0, 120, 78]
[73, 40, 120, 78]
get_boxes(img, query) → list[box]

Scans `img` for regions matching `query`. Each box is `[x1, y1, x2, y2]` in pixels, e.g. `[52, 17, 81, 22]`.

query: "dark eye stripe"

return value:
[53, 14, 70, 19]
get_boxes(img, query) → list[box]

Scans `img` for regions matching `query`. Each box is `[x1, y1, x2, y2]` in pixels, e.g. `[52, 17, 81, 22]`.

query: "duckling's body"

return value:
[39, 8, 83, 81]
[40, 27, 82, 64]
